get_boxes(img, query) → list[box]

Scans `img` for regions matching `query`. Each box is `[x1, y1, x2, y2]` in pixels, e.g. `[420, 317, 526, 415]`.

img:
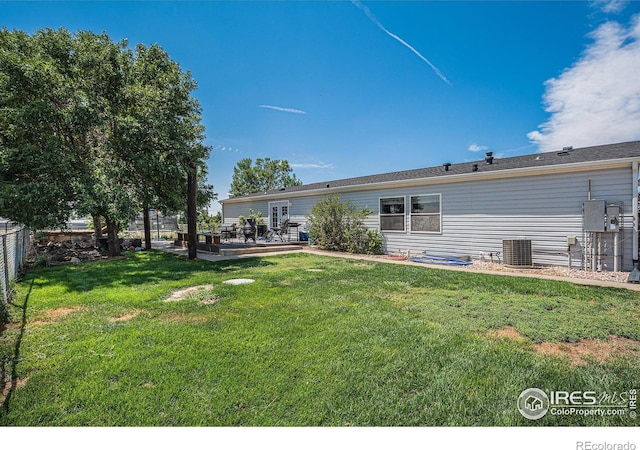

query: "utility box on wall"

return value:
[583, 200, 606, 232]
[583, 200, 623, 232]
[606, 205, 621, 232]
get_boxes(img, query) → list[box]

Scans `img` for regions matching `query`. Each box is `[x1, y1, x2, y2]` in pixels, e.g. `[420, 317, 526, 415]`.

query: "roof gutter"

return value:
[220, 157, 639, 205]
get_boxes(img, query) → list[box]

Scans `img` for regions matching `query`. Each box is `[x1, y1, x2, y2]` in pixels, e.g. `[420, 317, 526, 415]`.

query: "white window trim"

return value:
[379, 196, 407, 233]
[409, 193, 442, 235]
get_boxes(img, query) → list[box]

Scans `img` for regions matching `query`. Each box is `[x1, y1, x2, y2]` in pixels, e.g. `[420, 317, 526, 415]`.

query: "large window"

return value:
[380, 197, 405, 231]
[410, 194, 441, 233]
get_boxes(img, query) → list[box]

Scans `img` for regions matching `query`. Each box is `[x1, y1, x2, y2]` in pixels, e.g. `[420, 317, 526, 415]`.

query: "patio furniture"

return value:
[287, 222, 300, 241]
[200, 233, 221, 245]
[270, 219, 290, 242]
[220, 224, 234, 243]
[242, 218, 257, 243]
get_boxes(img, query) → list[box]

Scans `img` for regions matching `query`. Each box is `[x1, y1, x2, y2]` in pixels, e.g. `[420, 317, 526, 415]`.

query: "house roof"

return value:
[221, 140, 640, 203]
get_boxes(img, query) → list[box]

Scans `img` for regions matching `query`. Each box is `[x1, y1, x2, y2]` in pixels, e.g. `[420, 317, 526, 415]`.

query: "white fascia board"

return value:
[220, 158, 639, 205]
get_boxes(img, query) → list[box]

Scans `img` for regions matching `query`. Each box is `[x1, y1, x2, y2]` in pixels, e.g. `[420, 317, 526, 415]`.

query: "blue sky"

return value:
[3, 1, 640, 213]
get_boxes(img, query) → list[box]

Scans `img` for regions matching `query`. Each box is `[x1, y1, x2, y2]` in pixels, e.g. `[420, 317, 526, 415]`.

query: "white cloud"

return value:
[468, 144, 488, 152]
[213, 144, 242, 153]
[592, 0, 629, 14]
[258, 105, 307, 115]
[528, 15, 640, 153]
[351, 0, 451, 86]
[290, 162, 334, 169]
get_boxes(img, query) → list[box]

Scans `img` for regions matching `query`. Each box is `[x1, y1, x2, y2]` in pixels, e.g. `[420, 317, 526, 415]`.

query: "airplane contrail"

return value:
[258, 105, 307, 115]
[351, 0, 451, 86]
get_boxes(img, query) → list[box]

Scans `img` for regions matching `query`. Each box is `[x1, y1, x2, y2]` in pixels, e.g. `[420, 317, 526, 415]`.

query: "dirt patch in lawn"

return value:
[535, 336, 640, 366]
[487, 326, 640, 365]
[165, 284, 214, 302]
[110, 310, 142, 322]
[1, 377, 29, 405]
[30, 306, 83, 327]
[45, 306, 83, 319]
[486, 326, 528, 341]
[161, 312, 211, 324]
[199, 296, 220, 305]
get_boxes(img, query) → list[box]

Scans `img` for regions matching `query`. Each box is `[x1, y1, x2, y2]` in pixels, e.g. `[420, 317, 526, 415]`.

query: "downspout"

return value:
[632, 161, 639, 265]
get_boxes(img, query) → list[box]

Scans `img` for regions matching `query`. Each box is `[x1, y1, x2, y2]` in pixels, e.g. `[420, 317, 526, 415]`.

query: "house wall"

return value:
[222, 201, 270, 226]
[222, 166, 636, 270]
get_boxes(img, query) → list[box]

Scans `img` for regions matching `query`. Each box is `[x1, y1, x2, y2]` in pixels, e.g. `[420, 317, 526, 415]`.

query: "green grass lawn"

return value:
[1, 250, 639, 426]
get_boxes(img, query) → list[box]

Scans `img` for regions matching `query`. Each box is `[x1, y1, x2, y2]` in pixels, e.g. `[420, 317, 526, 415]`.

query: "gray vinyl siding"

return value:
[222, 201, 269, 226]
[375, 167, 634, 270]
[220, 166, 636, 270]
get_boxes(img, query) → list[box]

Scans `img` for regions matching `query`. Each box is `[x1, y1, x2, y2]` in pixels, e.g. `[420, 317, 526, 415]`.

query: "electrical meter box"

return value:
[606, 205, 621, 232]
[583, 200, 606, 232]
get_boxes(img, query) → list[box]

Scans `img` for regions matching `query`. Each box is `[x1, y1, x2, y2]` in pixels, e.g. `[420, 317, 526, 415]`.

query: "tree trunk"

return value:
[143, 207, 152, 251]
[105, 217, 121, 257]
[93, 215, 103, 243]
[187, 161, 198, 260]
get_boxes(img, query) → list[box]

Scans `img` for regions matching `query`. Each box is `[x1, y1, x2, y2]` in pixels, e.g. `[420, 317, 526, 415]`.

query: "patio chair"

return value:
[270, 219, 290, 242]
[230, 223, 238, 240]
[242, 218, 257, 243]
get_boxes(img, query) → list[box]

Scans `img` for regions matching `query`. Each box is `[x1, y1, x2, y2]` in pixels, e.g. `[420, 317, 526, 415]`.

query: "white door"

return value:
[269, 201, 289, 228]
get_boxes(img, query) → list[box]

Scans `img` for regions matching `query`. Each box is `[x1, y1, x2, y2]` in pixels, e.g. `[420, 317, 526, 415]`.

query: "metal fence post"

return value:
[0, 228, 29, 304]
[2, 234, 8, 304]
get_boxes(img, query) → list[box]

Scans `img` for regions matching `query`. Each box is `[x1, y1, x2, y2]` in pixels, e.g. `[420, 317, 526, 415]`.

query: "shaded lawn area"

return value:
[1, 250, 639, 426]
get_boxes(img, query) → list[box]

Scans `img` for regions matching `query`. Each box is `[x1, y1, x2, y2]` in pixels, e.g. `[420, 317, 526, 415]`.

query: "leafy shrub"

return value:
[248, 209, 265, 225]
[33, 255, 50, 268]
[307, 194, 383, 255]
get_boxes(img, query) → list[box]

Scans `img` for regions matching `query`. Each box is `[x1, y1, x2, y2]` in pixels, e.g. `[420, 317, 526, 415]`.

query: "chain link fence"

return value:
[0, 227, 30, 304]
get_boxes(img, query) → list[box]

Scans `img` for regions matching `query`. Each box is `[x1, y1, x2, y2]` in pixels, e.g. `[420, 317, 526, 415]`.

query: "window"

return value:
[410, 194, 441, 233]
[380, 197, 405, 231]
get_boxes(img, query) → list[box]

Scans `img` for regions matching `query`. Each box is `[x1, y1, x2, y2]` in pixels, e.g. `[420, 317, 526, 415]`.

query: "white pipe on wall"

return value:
[614, 232, 619, 272]
[633, 161, 639, 264]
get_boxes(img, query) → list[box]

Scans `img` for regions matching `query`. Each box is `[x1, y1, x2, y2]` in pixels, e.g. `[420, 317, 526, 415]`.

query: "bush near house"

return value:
[307, 194, 383, 254]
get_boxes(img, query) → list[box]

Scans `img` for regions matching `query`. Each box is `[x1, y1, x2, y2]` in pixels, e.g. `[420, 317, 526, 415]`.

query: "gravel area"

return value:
[461, 260, 631, 283]
[306, 248, 635, 284]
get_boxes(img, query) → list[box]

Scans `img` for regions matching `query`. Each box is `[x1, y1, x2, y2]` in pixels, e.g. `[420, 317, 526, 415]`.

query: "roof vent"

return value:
[558, 146, 573, 155]
[279, 187, 286, 191]
[443, 162, 451, 171]
[472, 164, 478, 172]
[485, 151, 494, 165]
[326, 184, 330, 188]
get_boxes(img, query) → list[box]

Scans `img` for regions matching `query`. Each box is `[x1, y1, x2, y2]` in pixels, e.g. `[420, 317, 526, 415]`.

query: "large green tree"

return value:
[0, 27, 212, 257]
[116, 43, 214, 251]
[229, 157, 301, 197]
[0, 28, 91, 228]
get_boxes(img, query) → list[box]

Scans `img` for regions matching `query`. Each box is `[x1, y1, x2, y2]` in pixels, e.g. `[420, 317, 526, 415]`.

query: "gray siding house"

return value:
[220, 141, 640, 271]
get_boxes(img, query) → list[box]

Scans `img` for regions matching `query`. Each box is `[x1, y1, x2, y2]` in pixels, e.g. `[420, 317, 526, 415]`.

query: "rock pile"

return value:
[29, 240, 107, 266]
